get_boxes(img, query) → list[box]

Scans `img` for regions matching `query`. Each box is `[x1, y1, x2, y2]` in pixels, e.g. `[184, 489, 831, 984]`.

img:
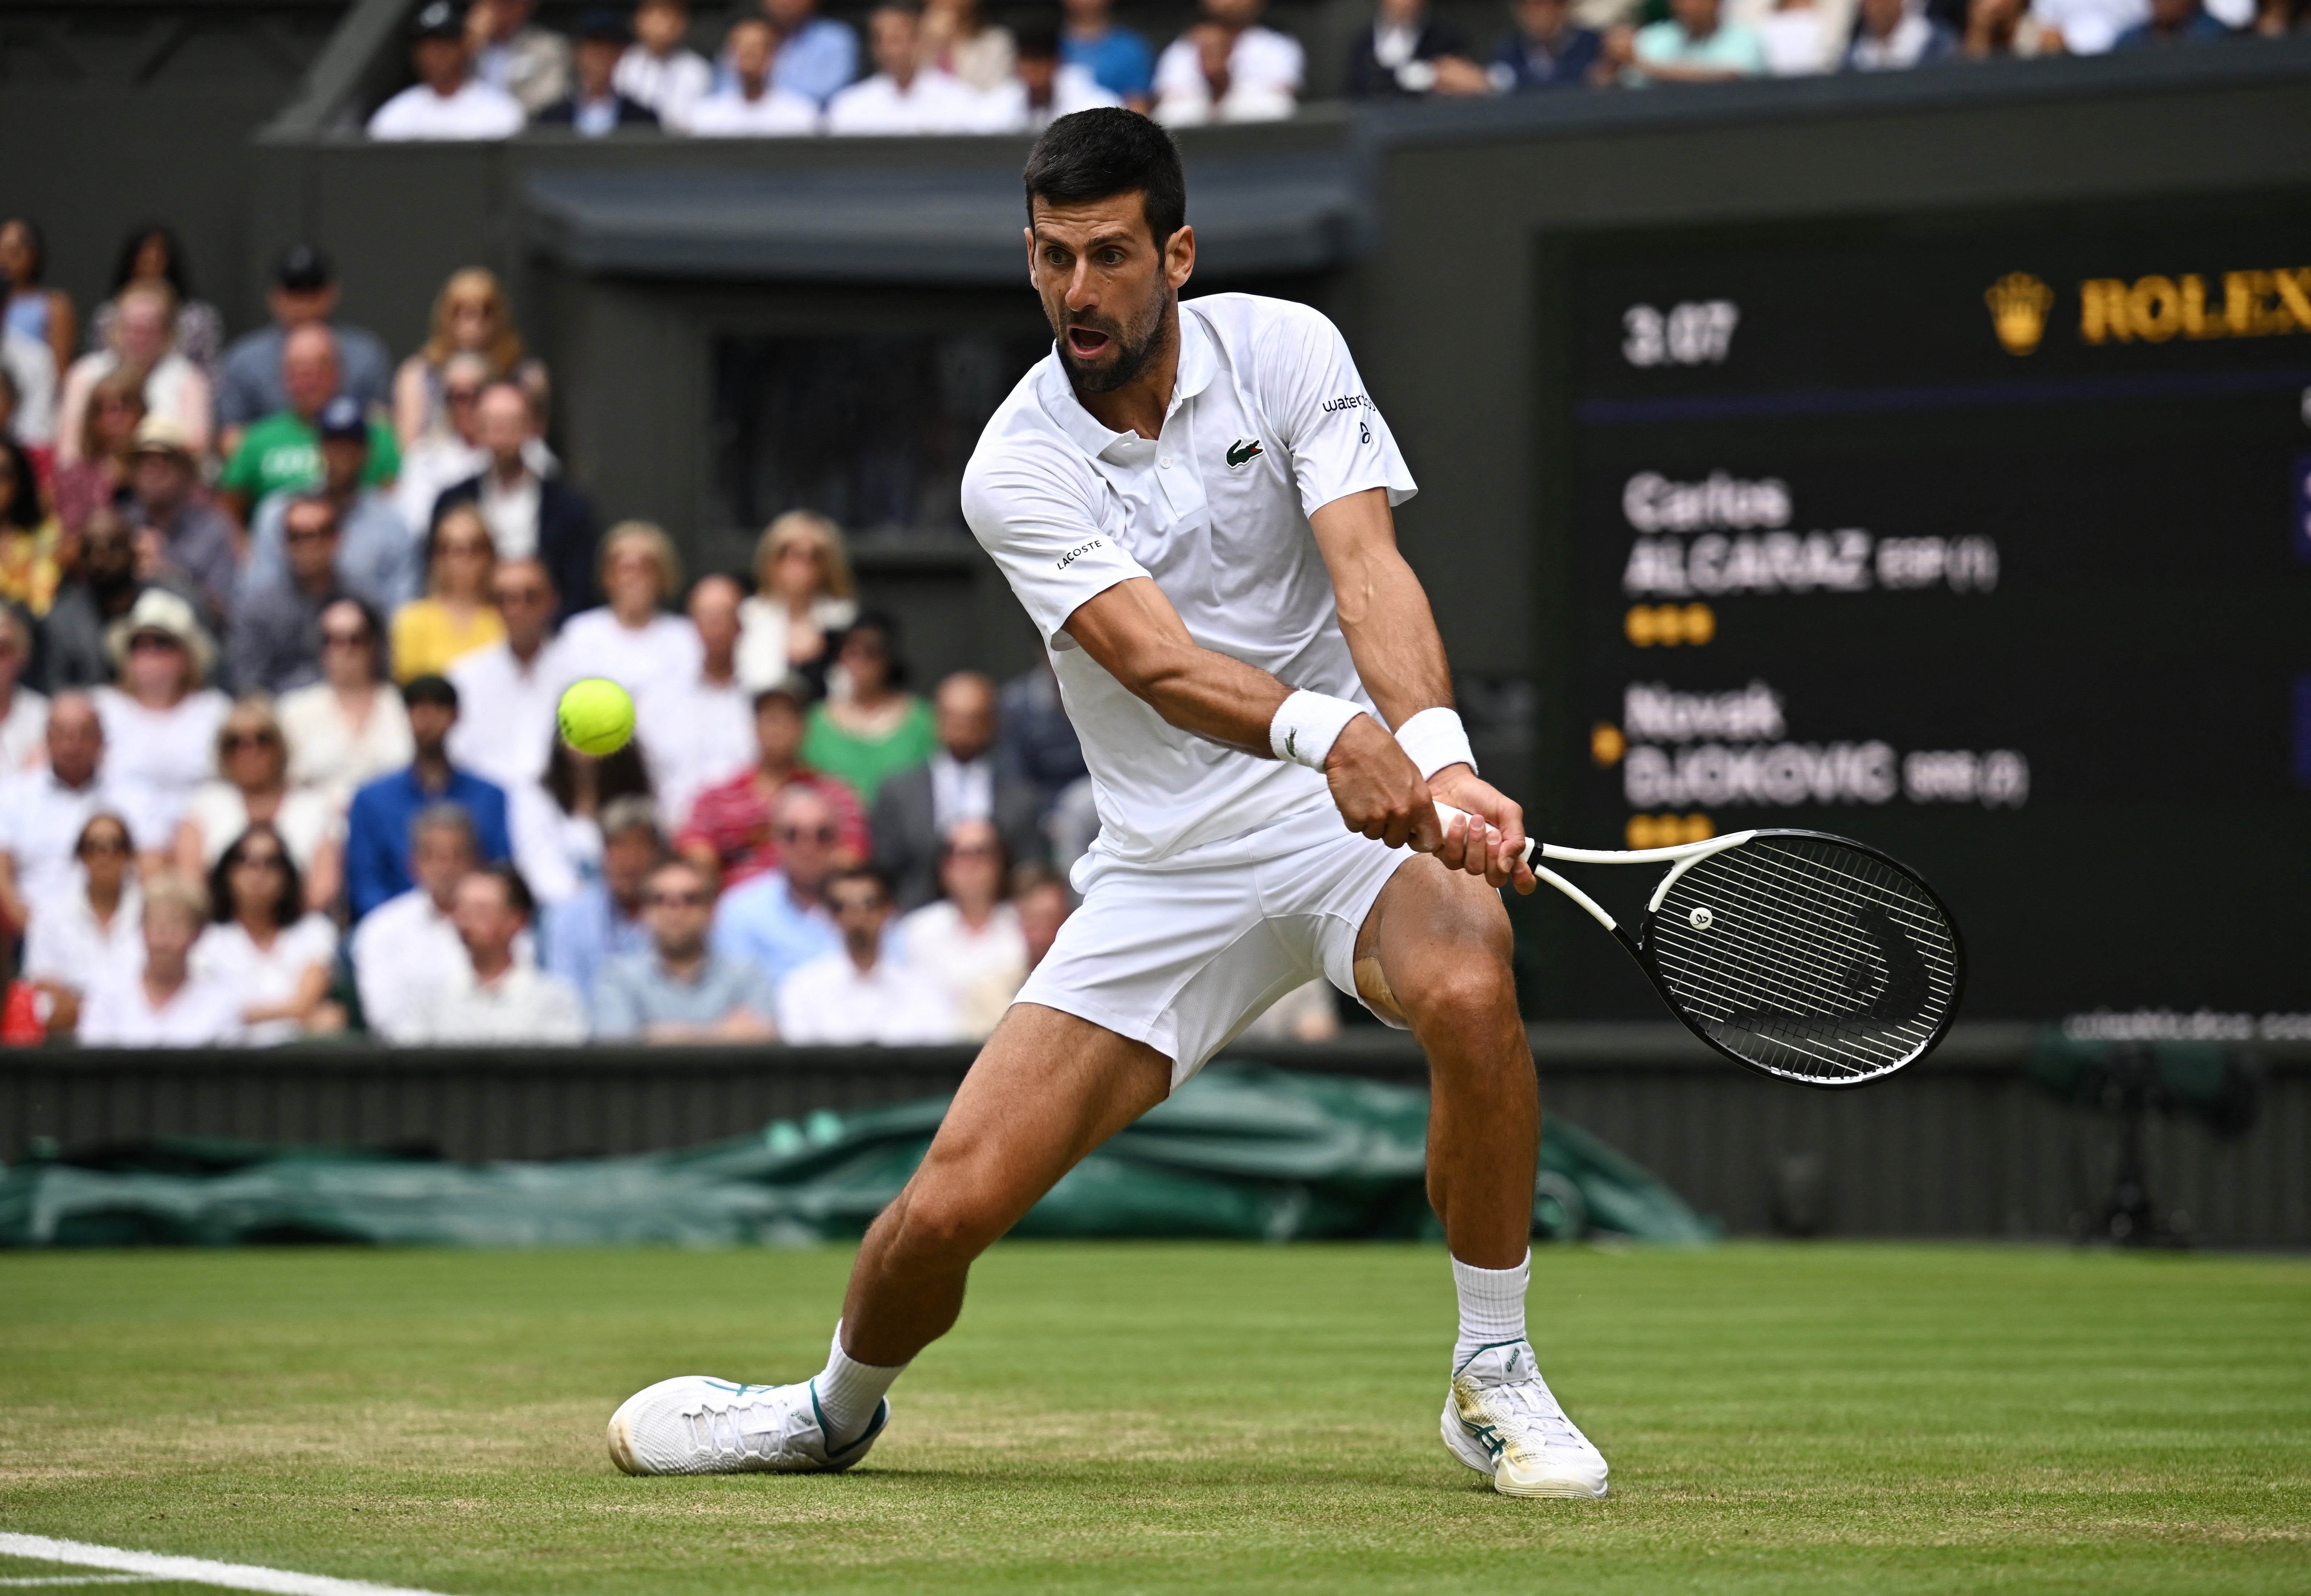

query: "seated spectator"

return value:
[0, 335, 48, 453]
[595, 856, 778, 1041]
[218, 325, 401, 534]
[2030, 0, 2149, 50]
[0, 606, 47, 775]
[21, 810, 140, 1038]
[369, 1, 528, 140]
[556, 522, 701, 702]
[394, 269, 549, 452]
[88, 226, 224, 386]
[2114, 0, 2231, 40]
[711, 783, 845, 990]
[193, 822, 345, 1044]
[802, 613, 934, 807]
[278, 597, 413, 814]
[677, 678, 868, 888]
[51, 363, 143, 540]
[349, 802, 482, 1038]
[77, 872, 242, 1046]
[1, 218, 78, 389]
[896, 818, 1026, 1040]
[173, 698, 343, 913]
[392, 504, 506, 681]
[826, 3, 988, 134]
[736, 509, 857, 695]
[2253, 0, 2308, 33]
[873, 671, 1043, 912]
[229, 495, 346, 695]
[776, 864, 954, 1043]
[345, 673, 511, 919]
[759, 0, 862, 105]
[1347, 0, 1488, 96]
[216, 246, 393, 459]
[124, 417, 237, 628]
[1607, 0, 1769, 79]
[35, 514, 149, 693]
[540, 793, 660, 997]
[406, 865, 588, 1042]
[95, 588, 229, 855]
[1844, 0, 1959, 63]
[433, 381, 596, 611]
[1750, 0, 1848, 75]
[1062, 0, 1156, 109]
[511, 737, 652, 906]
[1489, 0, 1610, 86]
[55, 282, 211, 468]
[687, 16, 823, 133]
[1013, 861, 1072, 970]
[446, 556, 569, 790]
[0, 436, 60, 620]
[983, 18, 1123, 131]
[1960, 0, 2053, 52]
[393, 354, 493, 535]
[1153, 0, 1304, 124]
[537, 9, 661, 132]
[0, 695, 117, 944]
[617, 0, 714, 128]
[471, 0, 572, 112]
[923, 0, 1017, 90]
[997, 655, 1086, 811]
[637, 574, 753, 831]
[243, 397, 418, 618]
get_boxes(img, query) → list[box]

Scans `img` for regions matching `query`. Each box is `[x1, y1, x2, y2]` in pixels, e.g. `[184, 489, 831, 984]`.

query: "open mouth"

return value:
[1064, 325, 1113, 359]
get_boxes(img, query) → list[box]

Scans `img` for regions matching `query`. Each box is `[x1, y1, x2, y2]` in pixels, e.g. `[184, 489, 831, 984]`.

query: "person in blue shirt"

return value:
[710, 782, 845, 998]
[2113, 0, 2233, 43]
[344, 674, 511, 919]
[541, 794, 660, 1005]
[1061, 0, 1155, 107]
[1489, 0, 1606, 88]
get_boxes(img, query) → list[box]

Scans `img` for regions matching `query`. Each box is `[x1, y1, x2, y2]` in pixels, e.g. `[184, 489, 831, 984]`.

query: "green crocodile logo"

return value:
[1226, 438, 1263, 469]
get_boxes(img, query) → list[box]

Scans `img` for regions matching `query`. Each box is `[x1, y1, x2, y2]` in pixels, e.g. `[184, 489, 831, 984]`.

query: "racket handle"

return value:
[1432, 802, 1537, 866]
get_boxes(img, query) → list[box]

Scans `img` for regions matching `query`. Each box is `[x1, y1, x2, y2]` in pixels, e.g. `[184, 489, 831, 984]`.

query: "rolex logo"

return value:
[1984, 272, 2054, 356]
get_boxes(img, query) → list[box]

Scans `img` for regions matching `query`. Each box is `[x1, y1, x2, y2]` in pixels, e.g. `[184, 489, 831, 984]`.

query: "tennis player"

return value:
[608, 109, 1610, 1501]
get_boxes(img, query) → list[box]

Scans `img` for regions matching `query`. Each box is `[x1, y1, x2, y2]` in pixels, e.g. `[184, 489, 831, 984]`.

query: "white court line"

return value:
[0, 1538, 455, 1596]
[0, 1577, 166, 1586]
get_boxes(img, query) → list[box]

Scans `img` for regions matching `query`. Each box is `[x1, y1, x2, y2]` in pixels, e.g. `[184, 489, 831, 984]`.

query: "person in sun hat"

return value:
[94, 586, 229, 855]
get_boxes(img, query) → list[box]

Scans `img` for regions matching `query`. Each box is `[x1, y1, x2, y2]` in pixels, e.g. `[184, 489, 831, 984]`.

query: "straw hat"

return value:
[128, 414, 197, 462]
[103, 587, 216, 684]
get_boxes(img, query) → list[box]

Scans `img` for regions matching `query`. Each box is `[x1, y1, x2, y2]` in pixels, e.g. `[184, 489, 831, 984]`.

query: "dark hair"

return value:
[2, 218, 46, 282]
[0, 437, 42, 532]
[833, 610, 909, 689]
[471, 862, 537, 919]
[543, 735, 652, 816]
[110, 224, 191, 300]
[823, 862, 893, 906]
[75, 810, 135, 858]
[402, 673, 459, 710]
[1014, 16, 1060, 56]
[211, 822, 305, 931]
[1023, 109, 1186, 251]
[318, 594, 388, 681]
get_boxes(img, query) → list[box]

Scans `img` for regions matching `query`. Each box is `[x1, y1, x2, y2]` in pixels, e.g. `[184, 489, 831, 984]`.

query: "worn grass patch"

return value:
[1, 1243, 2306, 1593]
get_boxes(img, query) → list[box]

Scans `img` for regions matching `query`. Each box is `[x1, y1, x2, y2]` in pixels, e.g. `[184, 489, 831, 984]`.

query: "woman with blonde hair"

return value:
[392, 267, 549, 447]
[173, 697, 343, 914]
[557, 520, 700, 700]
[53, 281, 211, 467]
[391, 503, 505, 681]
[736, 510, 858, 694]
[76, 871, 243, 1047]
[51, 362, 145, 538]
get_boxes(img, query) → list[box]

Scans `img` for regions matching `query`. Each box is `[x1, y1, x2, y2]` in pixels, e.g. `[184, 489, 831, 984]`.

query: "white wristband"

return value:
[1394, 706, 1476, 780]
[1270, 690, 1367, 770]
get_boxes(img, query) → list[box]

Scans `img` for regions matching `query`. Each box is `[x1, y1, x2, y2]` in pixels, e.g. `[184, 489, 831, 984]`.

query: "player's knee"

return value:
[886, 1179, 1008, 1264]
[1403, 945, 1517, 1028]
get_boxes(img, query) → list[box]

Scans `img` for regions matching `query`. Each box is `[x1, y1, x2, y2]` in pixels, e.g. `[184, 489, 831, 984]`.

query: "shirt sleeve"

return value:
[1255, 305, 1417, 521]
[962, 444, 1153, 647]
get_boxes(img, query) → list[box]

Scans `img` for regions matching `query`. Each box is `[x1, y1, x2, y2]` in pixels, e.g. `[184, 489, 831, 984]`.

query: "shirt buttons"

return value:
[1159, 457, 1174, 469]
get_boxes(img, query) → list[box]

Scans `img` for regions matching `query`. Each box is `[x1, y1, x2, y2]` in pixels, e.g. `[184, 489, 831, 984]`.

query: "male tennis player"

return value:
[608, 109, 1609, 1500]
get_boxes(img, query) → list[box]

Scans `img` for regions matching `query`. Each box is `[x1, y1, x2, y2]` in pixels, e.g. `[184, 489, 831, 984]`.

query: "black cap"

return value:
[412, 0, 464, 39]
[402, 673, 460, 710]
[575, 6, 633, 42]
[318, 395, 369, 442]
[274, 244, 334, 293]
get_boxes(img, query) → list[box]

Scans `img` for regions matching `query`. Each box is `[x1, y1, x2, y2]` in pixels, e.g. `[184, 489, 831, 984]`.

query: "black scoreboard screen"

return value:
[1541, 196, 2311, 1023]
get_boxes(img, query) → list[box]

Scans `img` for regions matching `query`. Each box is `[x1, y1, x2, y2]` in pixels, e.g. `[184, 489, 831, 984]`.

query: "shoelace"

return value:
[1484, 1371, 1586, 1451]
[686, 1397, 792, 1460]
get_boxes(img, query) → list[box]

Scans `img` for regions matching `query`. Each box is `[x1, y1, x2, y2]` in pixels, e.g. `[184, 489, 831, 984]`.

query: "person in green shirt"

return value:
[1609, 0, 1767, 80]
[800, 612, 936, 806]
[218, 322, 400, 527]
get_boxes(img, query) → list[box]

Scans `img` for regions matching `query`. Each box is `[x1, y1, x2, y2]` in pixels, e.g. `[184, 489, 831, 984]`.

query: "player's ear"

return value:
[1023, 225, 1037, 285]
[1165, 224, 1196, 291]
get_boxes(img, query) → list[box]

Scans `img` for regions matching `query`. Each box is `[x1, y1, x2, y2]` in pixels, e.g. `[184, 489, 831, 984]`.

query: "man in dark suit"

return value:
[872, 671, 1046, 911]
[535, 10, 663, 132]
[432, 379, 599, 613]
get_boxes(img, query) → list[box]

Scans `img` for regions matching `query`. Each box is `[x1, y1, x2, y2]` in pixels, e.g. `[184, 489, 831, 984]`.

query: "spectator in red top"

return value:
[676, 677, 866, 889]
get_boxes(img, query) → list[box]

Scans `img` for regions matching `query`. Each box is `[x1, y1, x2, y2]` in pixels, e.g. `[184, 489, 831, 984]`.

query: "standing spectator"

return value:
[638, 574, 753, 830]
[711, 783, 846, 991]
[1607, 0, 1770, 77]
[759, 0, 863, 104]
[433, 382, 596, 610]
[872, 671, 1043, 911]
[983, 19, 1124, 130]
[52, 364, 144, 540]
[0, 219, 78, 385]
[85, 226, 224, 385]
[1347, 0, 1487, 95]
[922, 0, 1018, 90]
[594, 857, 779, 1041]
[556, 522, 701, 701]
[0, 694, 116, 934]
[278, 597, 413, 814]
[77, 873, 242, 1047]
[38, 511, 159, 693]
[216, 245, 394, 458]
[470, 0, 573, 112]
[20, 811, 141, 1038]
[1062, 0, 1156, 108]
[996, 656, 1085, 816]
[95, 588, 229, 855]
[393, 271, 549, 450]
[511, 739, 652, 906]
[540, 793, 660, 997]
[801, 613, 934, 806]
[895, 818, 1027, 1040]
[736, 510, 857, 694]
[775, 864, 953, 1043]
[405, 866, 589, 1043]
[172, 698, 343, 912]
[1488, 0, 1609, 85]
[369, 1, 529, 140]
[244, 397, 418, 617]
[55, 283, 211, 468]
[0, 607, 47, 774]
[124, 418, 238, 629]
[537, 9, 662, 132]
[229, 495, 347, 695]
[348, 803, 481, 1038]
[677, 680, 869, 888]
[344, 674, 511, 919]
[0, 436, 61, 619]
[1844, 0, 1959, 63]
[1153, 0, 1304, 124]
[392, 504, 505, 681]
[825, 3, 988, 133]
[686, 17, 825, 133]
[1012, 861, 1073, 971]
[194, 822, 345, 1044]
[2114, 0, 2231, 40]
[446, 556, 568, 790]
[217, 326, 401, 533]
[617, 0, 715, 128]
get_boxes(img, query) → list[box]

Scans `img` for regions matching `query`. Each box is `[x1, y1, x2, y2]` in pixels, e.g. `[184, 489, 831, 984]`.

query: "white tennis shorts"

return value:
[1015, 802, 1414, 1089]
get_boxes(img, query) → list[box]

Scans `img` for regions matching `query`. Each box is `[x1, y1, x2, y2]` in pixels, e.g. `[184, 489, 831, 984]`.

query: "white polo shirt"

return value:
[685, 85, 821, 136]
[824, 69, 987, 135]
[961, 293, 1414, 866]
[367, 79, 527, 141]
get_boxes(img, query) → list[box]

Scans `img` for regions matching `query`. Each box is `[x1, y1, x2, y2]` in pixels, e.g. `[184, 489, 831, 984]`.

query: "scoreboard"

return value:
[1539, 195, 2311, 1022]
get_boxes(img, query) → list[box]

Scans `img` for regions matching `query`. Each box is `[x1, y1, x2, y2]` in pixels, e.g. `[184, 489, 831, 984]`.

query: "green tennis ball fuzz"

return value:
[557, 678, 635, 756]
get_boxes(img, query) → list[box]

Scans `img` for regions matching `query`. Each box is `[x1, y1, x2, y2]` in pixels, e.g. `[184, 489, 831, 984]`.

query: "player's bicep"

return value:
[1257, 309, 1416, 519]
[1058, 577, 1200, 700]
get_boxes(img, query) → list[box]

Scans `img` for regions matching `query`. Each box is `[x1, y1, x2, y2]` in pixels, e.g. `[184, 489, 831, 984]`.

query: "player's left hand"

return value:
[1425, 765, 1536, 894]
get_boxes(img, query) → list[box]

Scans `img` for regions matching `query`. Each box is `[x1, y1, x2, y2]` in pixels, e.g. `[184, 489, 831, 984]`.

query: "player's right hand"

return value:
[1324, 716, 1438, 852]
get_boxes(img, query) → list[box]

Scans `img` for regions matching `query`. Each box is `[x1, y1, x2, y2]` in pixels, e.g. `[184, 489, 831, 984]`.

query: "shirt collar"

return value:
[1038, 305, 1218, 465]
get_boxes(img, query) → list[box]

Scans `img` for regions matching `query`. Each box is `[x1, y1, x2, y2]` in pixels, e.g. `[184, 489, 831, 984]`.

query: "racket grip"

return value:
[1433, 802, 1537, 866]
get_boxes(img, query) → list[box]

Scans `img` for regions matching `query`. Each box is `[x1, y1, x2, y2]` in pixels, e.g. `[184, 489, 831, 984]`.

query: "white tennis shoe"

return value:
[1441, 1340, 1609, 1499]
[607, 1375, 888, 1476]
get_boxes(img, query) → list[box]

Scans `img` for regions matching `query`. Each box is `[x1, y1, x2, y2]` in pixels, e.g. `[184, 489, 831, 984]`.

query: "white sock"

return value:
[1451, 1250, 1530, 1370]
[813, 1322, 907, 1447]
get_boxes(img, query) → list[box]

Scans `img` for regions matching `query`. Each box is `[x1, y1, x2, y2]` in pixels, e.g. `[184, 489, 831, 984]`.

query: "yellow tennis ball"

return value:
[557, 678, 635, 756]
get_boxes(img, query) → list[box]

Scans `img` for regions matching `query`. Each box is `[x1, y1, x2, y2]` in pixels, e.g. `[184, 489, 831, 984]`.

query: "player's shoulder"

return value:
[962, 352, 1095, 504]
[1187, 291, 1340, 352]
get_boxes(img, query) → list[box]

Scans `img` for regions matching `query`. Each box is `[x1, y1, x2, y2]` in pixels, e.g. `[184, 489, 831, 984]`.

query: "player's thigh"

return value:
[1352, 852, 1516, 1027]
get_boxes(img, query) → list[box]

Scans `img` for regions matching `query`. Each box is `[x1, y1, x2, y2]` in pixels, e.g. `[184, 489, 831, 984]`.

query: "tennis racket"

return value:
[1437, 804, 1964, 1088]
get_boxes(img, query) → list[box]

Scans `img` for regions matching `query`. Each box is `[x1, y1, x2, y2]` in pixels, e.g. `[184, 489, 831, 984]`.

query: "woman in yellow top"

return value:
[390, 503, 503, 682]
[0, 437, 62, 617]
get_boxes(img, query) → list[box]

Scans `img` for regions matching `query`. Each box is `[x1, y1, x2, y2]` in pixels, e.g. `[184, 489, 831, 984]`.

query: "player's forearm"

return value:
[1308, 490, 1455, 733]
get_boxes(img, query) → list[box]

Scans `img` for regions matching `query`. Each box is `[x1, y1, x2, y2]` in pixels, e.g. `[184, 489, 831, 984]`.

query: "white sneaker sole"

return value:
[1440, 1403, 1610, 1500]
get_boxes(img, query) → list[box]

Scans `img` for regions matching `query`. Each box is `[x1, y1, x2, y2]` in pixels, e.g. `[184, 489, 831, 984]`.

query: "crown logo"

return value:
[1984, 272, 2054, 356]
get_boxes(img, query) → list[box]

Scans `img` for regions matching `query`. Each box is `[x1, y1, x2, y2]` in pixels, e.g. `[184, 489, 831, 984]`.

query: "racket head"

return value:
[1636, 829, 1965, 1089]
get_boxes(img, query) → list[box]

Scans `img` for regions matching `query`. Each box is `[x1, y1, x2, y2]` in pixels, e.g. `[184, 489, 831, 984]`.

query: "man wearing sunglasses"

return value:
[707, 783, 846, 995]
[593, 857, 778, 1042]
[229, 494, 350, 695]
